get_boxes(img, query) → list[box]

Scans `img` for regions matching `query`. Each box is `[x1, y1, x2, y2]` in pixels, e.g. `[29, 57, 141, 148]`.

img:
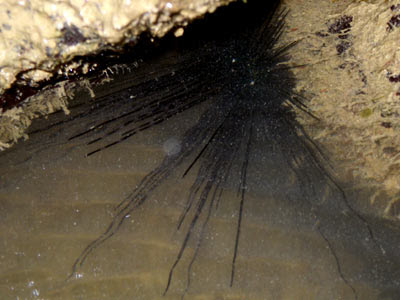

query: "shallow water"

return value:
[1, 1, 400, 298]
[1, 89, 400, 300]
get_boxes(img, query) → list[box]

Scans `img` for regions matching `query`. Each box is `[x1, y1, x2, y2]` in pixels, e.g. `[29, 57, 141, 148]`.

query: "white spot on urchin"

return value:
[163, 137, 181, 156]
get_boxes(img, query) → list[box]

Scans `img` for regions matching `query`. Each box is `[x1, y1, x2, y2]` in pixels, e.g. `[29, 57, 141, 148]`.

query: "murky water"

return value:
[2, 1, 400, 299]
[1, 86, 400, 300]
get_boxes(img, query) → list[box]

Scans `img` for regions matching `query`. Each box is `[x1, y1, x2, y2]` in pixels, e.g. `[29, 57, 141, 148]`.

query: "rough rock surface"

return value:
[284, 0, 400, 217]
[0, 0, 234, 149]
[0, 0, 234, 93]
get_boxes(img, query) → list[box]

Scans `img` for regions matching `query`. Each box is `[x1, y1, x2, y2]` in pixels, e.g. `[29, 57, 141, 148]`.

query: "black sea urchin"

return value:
[58, 0, 381, 298]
